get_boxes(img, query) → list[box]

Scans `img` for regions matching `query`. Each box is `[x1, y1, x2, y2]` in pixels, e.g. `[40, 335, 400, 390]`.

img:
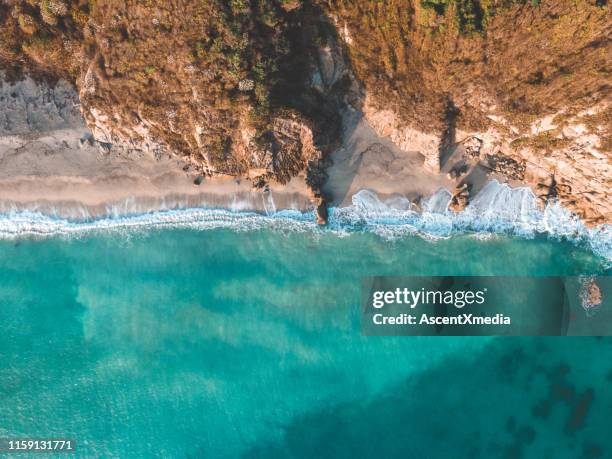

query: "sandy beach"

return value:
[0, 81, 454, 219]
[323, 110, 453, 207]
[0, 75, 567, 224]
[0, 125, 316, 218]
[0, 75, 311, 218]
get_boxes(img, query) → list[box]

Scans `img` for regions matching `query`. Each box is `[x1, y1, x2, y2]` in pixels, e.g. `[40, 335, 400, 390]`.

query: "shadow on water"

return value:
[242, 337, 611, 459]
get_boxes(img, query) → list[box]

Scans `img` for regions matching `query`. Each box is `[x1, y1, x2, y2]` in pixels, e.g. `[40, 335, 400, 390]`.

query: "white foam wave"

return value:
[0, 208, 317, 239]
[0, 180, 609, 262]
[328, 181, 611, 261]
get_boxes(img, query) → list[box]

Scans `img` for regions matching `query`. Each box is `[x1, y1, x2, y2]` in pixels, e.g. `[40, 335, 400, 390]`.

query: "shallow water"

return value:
[0, 228, 610, 458]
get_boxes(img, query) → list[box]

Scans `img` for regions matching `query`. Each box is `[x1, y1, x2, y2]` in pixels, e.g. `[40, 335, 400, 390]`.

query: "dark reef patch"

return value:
[244, 338, 612, 458]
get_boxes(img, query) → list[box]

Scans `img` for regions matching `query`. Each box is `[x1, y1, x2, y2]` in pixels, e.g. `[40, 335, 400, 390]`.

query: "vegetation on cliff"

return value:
[0, 1, 610, 222]
[321, 0, 610, 223]
[2, 0, 608, 155]
[322, 0, 610, 135]
[0, 0, 340, 190]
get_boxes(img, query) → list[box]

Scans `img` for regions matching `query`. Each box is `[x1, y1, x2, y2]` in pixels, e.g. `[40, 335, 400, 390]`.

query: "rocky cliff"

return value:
[322, 0, 611, 224]
[1, 0, 610, 224]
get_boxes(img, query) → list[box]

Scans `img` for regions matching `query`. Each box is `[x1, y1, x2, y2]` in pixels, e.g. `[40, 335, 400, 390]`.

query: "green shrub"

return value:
[40, 1, 58, 26]
[17, 14, 38, 35]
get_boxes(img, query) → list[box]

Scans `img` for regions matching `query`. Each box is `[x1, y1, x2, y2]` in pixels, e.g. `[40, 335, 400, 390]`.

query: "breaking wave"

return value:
[0, 180, 609, 262]
[332, 181, 610, 261]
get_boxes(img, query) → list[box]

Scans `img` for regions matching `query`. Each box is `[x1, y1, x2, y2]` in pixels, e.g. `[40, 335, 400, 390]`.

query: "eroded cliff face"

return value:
[0, 74, 82, 136]
[1, 0, 610, 224]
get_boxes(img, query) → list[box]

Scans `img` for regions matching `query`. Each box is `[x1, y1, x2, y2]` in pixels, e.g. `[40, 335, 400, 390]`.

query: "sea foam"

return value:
[0, 180, 609, 262]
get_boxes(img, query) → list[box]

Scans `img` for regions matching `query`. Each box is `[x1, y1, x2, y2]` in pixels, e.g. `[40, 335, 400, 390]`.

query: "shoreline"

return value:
[1, 126, 610, 263]
[0, 181, 609, 264]
[0, 184, 315, 219]
[0, 78, 609, 262]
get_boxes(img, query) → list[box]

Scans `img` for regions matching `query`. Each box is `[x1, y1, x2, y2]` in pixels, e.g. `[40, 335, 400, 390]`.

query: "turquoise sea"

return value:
[0, 221, 610, 458]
